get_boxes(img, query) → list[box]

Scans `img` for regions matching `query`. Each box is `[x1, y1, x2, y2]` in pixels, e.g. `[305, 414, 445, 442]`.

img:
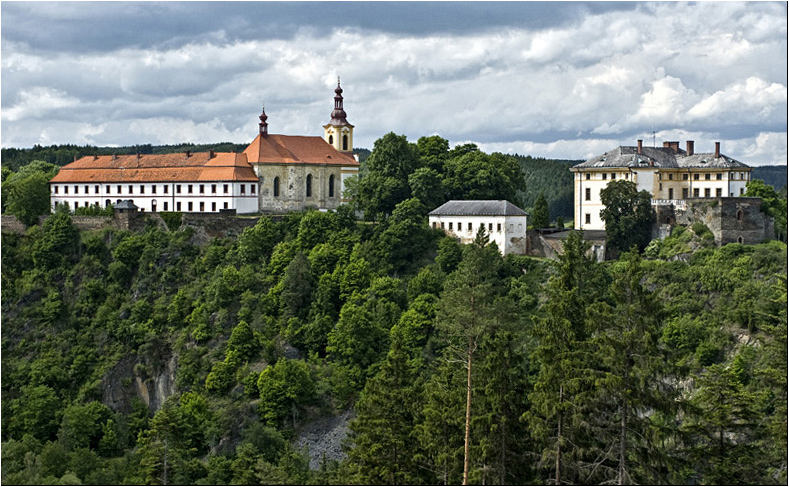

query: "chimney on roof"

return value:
[112, 154, 117, 161]
[637, 139, 643, 154]
[93, 155, 98, 161]
[73, 154, 77, 162]
[686, 140, 694, 156]
[185, 150, 191, 158]
[136, 152, 141, 161]
[669, 141, 679, 152]
[715, 142, 720, 158]
[209, 150, 214, 159]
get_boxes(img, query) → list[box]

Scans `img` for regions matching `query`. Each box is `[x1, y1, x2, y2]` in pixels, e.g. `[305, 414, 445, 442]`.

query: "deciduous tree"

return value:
[599, 180, 653, 255]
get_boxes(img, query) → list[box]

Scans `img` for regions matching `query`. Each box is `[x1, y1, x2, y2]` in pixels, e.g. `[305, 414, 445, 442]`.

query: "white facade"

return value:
[572, 140, 752, 231]
[428, 200, 529, 256]
[50, 181, 259, 214]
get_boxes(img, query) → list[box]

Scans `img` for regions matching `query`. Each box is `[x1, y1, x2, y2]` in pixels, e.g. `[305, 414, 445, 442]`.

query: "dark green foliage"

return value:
[587, 252, 675, 484]
[74, 203, 114, 216]
[444, 151, 524, 205]
[525, 230, 606, 485]
[751, 165, 788, 191]
[1, 139, 785, 485]
[280, 252, 315, 322]
[600, 179, 654, 254]
[257, 359, 316, 427]
[746, 179, 788, 242]
[8, 385, 62, 442]
[4, 172, 52, 225]
[345, 340, 426, 484]
[227, 320, 258, 361]
[530, 191, 550, 228]
[355, 132, 420, 219]
[514, 155, 577, 219]
[160, 211, 182, 232]
[31, 212, 80, 269]
[435, 235, 463, 274]
[58, 402, 113, 451]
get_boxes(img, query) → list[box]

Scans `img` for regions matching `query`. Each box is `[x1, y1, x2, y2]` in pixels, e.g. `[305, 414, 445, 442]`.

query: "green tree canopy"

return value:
[600, 180, 653, 255]
[746, 179, 787, 242]
[531, 192, 550, 229]
[355, 132, 419, 219]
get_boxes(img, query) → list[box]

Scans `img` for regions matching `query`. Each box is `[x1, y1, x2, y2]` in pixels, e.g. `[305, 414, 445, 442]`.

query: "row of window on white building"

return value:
[53, 183, 255, 196]
[584, 171, 750, 181]
[433, 221, 518, 233]
[52, 174, 336, 199]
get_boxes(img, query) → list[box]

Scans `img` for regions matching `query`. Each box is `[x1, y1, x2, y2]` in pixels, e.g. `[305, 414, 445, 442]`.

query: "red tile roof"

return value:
[244, 134, 359, 166]
[50, 152, 258, 183]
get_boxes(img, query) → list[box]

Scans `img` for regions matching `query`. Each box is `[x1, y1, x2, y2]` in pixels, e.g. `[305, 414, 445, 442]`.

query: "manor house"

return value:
[49, 81, 360, 214]
[571, 140, 752, 230]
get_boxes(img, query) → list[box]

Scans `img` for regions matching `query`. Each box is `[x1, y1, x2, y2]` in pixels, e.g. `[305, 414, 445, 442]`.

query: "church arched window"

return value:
[329, 174, 335, 198]
[328, 135, 334, 145]
[306, 174, 313, 197]
[273, 177, 280, 197]
[342, 135, 348, 151]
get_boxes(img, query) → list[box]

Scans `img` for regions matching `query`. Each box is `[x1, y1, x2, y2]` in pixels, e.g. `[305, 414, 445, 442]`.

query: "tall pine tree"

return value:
[524, 230, 607, 485]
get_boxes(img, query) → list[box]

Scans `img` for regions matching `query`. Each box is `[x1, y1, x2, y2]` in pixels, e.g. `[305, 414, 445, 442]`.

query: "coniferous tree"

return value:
[436, 228, 503, 485]
[531, 192, 550, 229]
[587, 251, 675, 485]
[345, 338, 426, 484]
[524, 230, 607, 485]
[417, 358, 467, 485]
[471, 316, 534, 485]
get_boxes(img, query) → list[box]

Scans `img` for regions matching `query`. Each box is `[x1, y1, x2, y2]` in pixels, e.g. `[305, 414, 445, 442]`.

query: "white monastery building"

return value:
[571, 140, 752, 230]
[50, 81, 360, 214]
[429, 200, 529, 255]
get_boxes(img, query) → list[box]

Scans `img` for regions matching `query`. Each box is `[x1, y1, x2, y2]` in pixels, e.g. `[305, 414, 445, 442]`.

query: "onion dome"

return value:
[329, 79, 349, 125]
[258, 104, 268, 135]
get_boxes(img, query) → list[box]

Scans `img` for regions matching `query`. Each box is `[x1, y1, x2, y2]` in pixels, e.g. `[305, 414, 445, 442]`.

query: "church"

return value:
[49, 81, 360, 214]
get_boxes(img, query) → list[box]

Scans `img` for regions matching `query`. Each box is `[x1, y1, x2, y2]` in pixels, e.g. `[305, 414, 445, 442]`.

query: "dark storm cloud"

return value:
[2, 2, 638, 53]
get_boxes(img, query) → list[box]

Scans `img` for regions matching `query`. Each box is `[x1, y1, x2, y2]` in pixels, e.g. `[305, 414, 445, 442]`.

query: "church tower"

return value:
[323, 78, 354, 153]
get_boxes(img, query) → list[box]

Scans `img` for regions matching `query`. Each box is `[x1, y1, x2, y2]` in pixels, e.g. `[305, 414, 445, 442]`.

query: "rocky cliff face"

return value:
[102, 349, 178, 414]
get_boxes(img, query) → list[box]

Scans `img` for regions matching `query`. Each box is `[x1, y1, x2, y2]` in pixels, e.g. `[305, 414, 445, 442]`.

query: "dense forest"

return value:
[1, 134, 787, 485]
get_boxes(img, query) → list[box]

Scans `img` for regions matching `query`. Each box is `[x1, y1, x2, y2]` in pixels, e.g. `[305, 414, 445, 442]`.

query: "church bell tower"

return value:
[323, 78, 354, 153]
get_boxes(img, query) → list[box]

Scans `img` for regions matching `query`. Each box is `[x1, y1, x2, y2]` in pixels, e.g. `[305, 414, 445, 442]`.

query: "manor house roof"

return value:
[50, 152, 258, 183]
[244, 134, 359, 166]
[572, 141, 750, 171]
[429, 200, 528, 217]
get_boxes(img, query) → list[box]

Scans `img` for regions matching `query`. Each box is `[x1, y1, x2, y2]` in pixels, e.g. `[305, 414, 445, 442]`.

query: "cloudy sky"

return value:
[2, 1, 787, 165]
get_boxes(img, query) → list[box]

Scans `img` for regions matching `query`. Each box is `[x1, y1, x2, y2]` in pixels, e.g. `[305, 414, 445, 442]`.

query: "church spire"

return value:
[324, 79, 354, 153]
[330, 78, 349, 125]
[258, 103, 268, 136]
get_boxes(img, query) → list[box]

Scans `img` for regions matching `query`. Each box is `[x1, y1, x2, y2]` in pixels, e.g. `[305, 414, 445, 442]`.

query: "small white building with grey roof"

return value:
[428, 200, 529, 255]
[571, 140, 752, 230]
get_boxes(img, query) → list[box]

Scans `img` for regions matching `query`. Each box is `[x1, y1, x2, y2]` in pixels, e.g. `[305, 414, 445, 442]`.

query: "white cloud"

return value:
[687, 77, 787, 122]
[1, 2, 785, 168]
[2, 87, 80, 121]
[631, 74, 698, 126]
[735, 132, 788, 166]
